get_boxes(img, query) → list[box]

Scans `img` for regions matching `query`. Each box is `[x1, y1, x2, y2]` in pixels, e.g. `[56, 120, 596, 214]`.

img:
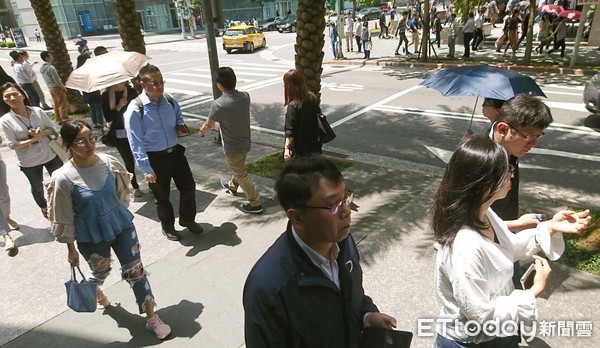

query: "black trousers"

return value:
[147, 144, 197, 229]
[114, 137, 139, 189]
[355, 36, 362, 52]
[463, 32, 473, 57]
[472, 28, 483, 49]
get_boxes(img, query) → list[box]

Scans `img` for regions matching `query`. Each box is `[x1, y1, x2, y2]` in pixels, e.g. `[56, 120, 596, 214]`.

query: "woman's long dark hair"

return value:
[283, 69, 310, 106]
[431, 137, 510, 247]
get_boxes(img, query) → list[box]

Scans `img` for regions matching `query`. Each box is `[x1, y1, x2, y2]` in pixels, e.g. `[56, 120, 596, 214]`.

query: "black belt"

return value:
[149, 145, 178, 154]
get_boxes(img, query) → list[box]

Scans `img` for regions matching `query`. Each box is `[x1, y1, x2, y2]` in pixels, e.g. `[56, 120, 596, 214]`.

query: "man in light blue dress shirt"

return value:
[124, 64, 203, 241]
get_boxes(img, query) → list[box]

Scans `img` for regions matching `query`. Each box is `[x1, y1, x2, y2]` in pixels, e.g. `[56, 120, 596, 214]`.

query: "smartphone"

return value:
[520, 263, 537, 289]
[359, 328, 413, 348]
[176, 124, 190, 137]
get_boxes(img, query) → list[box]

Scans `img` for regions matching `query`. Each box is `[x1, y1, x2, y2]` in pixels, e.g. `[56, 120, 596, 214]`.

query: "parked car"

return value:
[358, 7, 381, 21]
[259, 16, 282, 31]
[583, 72, 600, 114]
[277, 14, 297, 33]
[222, 25, 266, 54]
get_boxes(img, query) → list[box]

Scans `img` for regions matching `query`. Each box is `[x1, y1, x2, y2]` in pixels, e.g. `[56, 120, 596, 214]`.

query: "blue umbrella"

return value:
[420, 65, 546, 128]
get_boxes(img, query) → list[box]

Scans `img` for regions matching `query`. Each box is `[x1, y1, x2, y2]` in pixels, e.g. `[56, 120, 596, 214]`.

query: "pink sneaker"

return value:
[146, 314, 171, 340]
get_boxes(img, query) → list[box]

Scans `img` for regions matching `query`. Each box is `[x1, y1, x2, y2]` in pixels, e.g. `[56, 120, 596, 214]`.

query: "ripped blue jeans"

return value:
[77, 228, 153, 314]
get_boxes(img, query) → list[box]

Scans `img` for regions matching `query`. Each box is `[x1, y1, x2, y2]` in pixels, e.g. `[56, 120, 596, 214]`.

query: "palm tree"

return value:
[113, 0, 146, 54]
[30, 0, 86, 112]
[296, 0, 326, 100]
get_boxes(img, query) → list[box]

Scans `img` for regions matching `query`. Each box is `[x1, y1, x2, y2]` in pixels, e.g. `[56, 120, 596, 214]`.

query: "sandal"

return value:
[96, 288, 110, 308]
[6, 216, 19, 230]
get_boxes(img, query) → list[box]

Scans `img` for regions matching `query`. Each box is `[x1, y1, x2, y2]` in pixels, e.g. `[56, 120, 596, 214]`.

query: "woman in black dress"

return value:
[101, 82, 142, 197]
[283, 69, 322, 160]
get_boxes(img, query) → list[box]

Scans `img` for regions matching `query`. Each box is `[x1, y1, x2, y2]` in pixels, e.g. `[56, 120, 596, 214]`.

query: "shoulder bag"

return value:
[45, 127, 69, 162]
[317, 112, 336, 144]
[65, 265, 97, 312]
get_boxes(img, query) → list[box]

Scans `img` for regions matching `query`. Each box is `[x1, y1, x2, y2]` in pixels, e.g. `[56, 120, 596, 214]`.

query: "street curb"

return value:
[325, 58, 600, 76]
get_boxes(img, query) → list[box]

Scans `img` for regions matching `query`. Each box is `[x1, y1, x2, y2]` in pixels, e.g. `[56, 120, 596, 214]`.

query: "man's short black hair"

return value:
[9, 50, 20, 60]
[216, 67, 237, 90]
[40, 51, 51, 62]
[275, 155, 343, 211]
[402, 11, 409, 16]
[94, 46, 108, 56]
[138, 64, 161, 82]
[498, 94, 553, 130]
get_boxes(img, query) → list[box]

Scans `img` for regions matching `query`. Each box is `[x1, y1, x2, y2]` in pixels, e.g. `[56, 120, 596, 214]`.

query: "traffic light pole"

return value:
[177, 1, 186, 40]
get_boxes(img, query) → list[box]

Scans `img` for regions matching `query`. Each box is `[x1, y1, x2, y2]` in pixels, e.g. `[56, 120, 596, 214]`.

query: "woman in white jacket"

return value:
[431, 137, 590, 347]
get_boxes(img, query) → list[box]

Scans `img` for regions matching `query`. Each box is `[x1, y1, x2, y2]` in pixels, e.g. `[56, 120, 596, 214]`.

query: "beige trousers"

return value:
[224, 152, 260, 207]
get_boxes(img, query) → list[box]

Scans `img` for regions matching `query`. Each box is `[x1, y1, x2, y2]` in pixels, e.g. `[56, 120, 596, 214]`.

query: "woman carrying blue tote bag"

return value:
[65, 265, 97, 312]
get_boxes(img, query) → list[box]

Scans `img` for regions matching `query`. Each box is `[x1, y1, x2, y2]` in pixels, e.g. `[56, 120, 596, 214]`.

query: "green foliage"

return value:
[247, 152, 354, 179]
[559, 207, 600, 276]
[452, 0, 487, 23]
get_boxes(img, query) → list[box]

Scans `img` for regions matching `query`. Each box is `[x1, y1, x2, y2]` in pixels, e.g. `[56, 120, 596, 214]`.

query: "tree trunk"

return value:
[30, 0, 86, 113]
[523, 2, 536, 65]
[296, 0, 326, 100]
[421, 0, 430, 61]
[113, 0, 146, 54]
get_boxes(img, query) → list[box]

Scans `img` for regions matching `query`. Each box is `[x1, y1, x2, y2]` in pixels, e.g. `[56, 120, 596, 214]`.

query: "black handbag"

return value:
[101, 127, 117, 147]
[65, 265, 97, 313]
[317, 113, 336, 143]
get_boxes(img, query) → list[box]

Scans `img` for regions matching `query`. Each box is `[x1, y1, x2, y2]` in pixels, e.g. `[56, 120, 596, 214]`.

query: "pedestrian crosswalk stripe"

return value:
[168, 72, 256, 84]
[165, 87, 201, 95]
[165, 78, 213, 87]
[192, 68, 276, 77]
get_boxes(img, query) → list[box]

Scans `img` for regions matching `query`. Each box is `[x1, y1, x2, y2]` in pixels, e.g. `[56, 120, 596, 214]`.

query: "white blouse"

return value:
[435, 208, 565, 344]
[0, 107, 57, 167]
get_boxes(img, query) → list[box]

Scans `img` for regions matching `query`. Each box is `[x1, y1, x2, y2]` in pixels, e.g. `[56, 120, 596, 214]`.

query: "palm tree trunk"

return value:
[296, 0, 326, 100]
[30, 0, 86, 113]
[113, 0, 146, 54]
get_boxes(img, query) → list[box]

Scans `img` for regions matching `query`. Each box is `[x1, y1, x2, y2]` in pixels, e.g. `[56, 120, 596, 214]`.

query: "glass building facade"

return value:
[9, 0, 299, 40]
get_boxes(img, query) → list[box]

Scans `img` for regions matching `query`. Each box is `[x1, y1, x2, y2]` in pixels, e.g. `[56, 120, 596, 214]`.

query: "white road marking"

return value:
[330, 85, 424, 127]
[373, 105, 600, 137]
[192, 68, 275, 77]
[182, 111, 284, 135]
[164, 87, 202, 95]
[544, 101, 588, 113]
[424, 145, 598, 165]
[164, 78, 213, 87]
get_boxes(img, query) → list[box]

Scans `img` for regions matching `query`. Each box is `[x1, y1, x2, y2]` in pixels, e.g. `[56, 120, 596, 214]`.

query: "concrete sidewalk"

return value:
[323, 24, 600, 75]
[0, 118, 599, 347]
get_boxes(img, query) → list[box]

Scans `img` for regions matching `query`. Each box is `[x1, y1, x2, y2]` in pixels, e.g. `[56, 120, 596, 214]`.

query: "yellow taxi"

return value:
[222, 24, 266, 54]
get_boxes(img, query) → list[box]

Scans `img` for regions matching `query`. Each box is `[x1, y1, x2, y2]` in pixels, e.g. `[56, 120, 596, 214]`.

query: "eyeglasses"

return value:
[145, 79, 166, 87]
[73, 135, 97, 147]
[508, 125, 544, 142]
[297, 191, 354, 215]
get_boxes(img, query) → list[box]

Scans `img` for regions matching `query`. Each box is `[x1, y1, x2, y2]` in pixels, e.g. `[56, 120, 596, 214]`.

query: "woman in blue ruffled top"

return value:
[47, 120, 171, 340]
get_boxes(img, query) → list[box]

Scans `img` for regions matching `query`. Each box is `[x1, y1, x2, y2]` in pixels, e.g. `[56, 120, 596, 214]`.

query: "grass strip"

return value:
[247, 152, 353, 180]
[559, 208, 600, 276]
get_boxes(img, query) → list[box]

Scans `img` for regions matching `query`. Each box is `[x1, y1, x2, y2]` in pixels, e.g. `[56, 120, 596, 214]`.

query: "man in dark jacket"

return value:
[243, 156, 396, 348]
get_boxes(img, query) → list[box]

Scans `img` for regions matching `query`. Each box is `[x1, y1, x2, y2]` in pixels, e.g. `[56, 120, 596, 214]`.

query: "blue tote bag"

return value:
[65, 265, 97, 312]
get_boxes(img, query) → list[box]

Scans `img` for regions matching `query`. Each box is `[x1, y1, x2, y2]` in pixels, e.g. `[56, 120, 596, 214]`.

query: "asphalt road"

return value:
[138, 31, 599, 202]
[1, 30, 598, 204]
